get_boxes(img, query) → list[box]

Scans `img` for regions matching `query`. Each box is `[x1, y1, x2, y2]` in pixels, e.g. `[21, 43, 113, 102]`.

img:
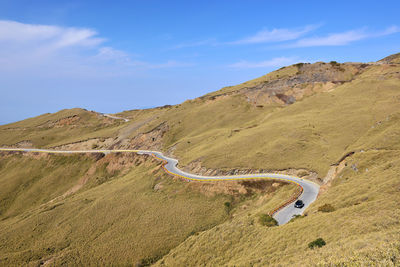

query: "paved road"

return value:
[0, 148, 319, 225]
[102, 113, 130, 122]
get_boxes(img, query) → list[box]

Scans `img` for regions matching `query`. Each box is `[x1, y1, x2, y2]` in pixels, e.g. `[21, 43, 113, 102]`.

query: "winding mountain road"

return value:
[102, 113, 130, 122]
[0, 148, 320, 225]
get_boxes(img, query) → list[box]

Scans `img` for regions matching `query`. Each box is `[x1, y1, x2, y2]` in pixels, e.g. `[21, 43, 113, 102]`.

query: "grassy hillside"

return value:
[0, 153, 94, 218]
[0, 108, 126, 148]
[133, 60, 400, 176]
[0, 152, 240, 265]
[155, 149, 400, 266]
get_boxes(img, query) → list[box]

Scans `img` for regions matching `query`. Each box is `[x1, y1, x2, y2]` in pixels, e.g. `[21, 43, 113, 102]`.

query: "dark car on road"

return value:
[294, 200, 304, 208]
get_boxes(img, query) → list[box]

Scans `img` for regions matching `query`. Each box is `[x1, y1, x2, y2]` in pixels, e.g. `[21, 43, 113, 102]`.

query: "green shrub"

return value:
[224, 202, 232, 213]
[308, 238, 326, 249]
[258, 214, 278, 227]
[318, 203, 335, 213]
[136, 254, 162, 267]
[91, 143, 98, 149]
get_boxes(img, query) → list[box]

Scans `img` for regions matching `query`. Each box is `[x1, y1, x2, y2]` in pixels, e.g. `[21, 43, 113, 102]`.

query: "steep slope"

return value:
[0, 152, 256, 265]
[155, 149, 400, 266]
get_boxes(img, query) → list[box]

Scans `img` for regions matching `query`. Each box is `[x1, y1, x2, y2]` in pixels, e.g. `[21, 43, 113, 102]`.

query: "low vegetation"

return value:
[224, 201, 232, 214]
[258, 214, 278, 227]
[318, 203, 336, 213]
[308, 238, 326, 249]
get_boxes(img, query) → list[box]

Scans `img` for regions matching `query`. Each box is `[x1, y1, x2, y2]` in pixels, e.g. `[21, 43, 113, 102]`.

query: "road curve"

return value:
[0, 148, 319, 225]
[102, 113, 130, 122]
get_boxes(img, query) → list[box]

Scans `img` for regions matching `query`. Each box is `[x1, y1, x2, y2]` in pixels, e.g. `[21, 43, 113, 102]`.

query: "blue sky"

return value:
[0, 0, 399, 124]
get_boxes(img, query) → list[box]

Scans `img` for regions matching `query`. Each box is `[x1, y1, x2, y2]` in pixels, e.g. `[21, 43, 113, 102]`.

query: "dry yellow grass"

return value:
[0, 153, 236, 266]
[138, 63, 400, 177]
[0, 108, 126, 148]
[155, 150, 400, 266]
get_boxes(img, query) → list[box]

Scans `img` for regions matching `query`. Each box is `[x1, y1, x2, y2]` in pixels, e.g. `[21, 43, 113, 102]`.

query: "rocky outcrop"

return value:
[241, 62, 362, 106]
[127, 122, 169, 150]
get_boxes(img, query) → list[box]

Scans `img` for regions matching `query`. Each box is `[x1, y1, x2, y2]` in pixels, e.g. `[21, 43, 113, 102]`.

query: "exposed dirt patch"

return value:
[216, 62, 363, 107]
[37, 115, 81, 129]
[52, 119, 167, 152]
[53, 138, 115, 150]
[319, 152, 354, 194]
[126, 122, 169, 150]
[13, 140, 33, 148]
[275, 93, 296, 104]
[245, 81, 342, 106]
[55, 115, 81, 127]
[186, 179, 287, 197]
[182, 159, 319, 183]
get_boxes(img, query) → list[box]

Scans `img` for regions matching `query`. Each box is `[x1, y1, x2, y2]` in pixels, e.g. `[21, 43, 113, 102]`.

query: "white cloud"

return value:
[96, 47, 132, 63]
[229, 25, 318, 45]
[0, 20, 103, 47]
[228, 57, 304, 69]
[53, 28, 104, 48]
[377, 25, 400, 36]
[0, 20, 59, 41]
[171, 25, 318, 48]
[292, 26, 400, 47]
[0, 20, 189, 76]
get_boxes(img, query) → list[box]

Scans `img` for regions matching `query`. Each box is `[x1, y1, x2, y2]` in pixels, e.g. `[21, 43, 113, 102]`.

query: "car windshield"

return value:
[296, 200, 302, 204]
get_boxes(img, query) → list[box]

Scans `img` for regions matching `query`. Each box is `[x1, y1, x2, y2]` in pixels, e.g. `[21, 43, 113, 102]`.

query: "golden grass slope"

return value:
[133, 62, 400, 177]
[0, 153, 235, 266]
[155, 150, 400, 266]
[0, 153, 93, 218]
[0, 108, 125, 148]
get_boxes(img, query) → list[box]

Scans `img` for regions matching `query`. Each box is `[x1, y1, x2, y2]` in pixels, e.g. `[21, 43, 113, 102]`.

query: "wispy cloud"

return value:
[95, 47, 192, 69]
[171, 25, 318, 49]
[0, 20, 104, 47]
[95, 47, 132, 63]
[229, 25, 319, 45]
[292, 26, 400, 47]
[228, 57, 304, 69]
[0, 20, 190, 75]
